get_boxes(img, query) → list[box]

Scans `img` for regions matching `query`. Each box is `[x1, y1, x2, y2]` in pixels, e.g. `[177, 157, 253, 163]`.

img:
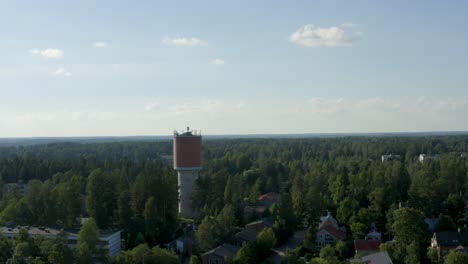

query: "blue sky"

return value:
[1, 0, 467, 136]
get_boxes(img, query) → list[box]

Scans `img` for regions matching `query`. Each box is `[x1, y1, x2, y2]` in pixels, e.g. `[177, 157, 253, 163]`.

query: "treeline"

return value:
[0, 141, 172, 161]
[195, 136, 468, 219]
[203, 136, 468, 161]
[0, 142, 179, 263]
[192, 136, 468, 263]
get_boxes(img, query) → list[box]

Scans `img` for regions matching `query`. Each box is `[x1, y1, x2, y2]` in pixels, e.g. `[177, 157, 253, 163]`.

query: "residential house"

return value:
[201, 243, 239, 264]
[243, 192, 280, 224]
[353, 225, 382, 260]
[245, 216, 274, 233]
[266, 250, 306, 264]
[360, 251, 393, 264]
[233, 228, 257, 247]
[315, 211, 346, 250]
[354, 240, 381, 257]
[268, 229, 306, 264]
[242, 205, 267, 224]
[166, 224, 195, 257]
[258, 192, 281, 207]
[431, 231, 468, 261]
[234, 216, 275, 247]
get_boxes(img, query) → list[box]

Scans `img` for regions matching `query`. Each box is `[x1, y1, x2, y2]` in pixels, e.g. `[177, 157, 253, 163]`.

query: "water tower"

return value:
[173, 127, 202, 218]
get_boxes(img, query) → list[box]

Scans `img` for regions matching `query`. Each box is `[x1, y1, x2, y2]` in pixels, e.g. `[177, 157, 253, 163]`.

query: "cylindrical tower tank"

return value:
[173, 127, 202, 218]
[173, 131, 202, 170]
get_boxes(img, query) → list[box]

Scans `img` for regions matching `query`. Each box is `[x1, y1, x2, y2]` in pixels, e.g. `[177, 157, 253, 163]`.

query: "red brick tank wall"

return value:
[173, 135, 202, 168]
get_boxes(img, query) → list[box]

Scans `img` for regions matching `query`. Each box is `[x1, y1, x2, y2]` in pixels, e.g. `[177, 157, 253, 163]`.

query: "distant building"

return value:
[0, 226, 121, 257]
[419, 154, 439, 163]
[419, 154, 427, 162]
[431, 231, 468, 261]
[201, 243, 239, 264]
[381, 154, 401, 162]
[314, 211, 346, 250]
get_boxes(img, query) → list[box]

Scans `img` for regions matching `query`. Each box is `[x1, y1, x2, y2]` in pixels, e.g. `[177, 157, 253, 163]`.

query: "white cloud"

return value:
[300, 97, 468, 115]
[303, 98, 345, 114]
[172, 100, 224, 114]
[145, 101, 160, 112]
[162, 36, 205, 46]
[94, 42, 107, 48]
[356, 96, 468, 114]
[168, 100, 247, 116]
[234, 102, 245, 109]
[211, 58, 225, 65]
[52, 67, 71, 77]
[289, 24, 360, 48]
[1, 96, 468, 137]
[431, 98, 468, 113]
[29, 48, 64, 58]
[355, 97, 400, 111]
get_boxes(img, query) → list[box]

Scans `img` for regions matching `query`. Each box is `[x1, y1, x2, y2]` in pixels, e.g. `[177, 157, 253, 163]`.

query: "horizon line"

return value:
[1, 130, 468, 140]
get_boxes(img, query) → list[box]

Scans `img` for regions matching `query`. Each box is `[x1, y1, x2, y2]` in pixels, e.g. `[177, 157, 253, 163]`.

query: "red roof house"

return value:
[258, 192, 281, 204]
[354, 240, 381, 256]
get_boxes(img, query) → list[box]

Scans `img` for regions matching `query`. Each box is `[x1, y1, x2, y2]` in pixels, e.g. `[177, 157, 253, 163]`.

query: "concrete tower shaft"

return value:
[173, 127, 202, 218]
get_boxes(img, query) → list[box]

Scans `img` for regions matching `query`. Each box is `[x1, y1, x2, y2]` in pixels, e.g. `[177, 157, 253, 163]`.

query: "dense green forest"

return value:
[0, 136, 467, 263]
